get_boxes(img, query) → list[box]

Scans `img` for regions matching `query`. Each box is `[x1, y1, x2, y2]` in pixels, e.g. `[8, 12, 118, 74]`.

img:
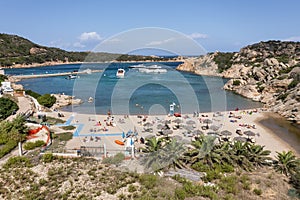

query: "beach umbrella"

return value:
[221, 130, 232, 136]
[207, 132, 218, 135]
[145, 134, 155, 139]
[156, 124, 164, 130]
[203, 119, 213, 124]
[143, 122, 153, 127]
[163, 120, 171, 124]
[210, 125, 220, 131]
[181, 139, 191, 144]
[173, 135, 182, 141]
[172, 118, 183, 124]
[184, 125, 194, 132]
[244, 130, 255, 137]
[192, 129, 204, 135]
[233, 136, 247, 142]
[162, 129, 173, 135]
[186, 120, 196, 125]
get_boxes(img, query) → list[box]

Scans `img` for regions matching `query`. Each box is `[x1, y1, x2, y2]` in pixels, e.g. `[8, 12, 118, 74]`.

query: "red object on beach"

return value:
[115, 140, 124, 146]
[174, 113, 181, 117]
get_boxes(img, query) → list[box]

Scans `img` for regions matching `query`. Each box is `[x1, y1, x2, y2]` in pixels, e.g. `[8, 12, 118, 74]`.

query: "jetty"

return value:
[10, 69, 103, 79]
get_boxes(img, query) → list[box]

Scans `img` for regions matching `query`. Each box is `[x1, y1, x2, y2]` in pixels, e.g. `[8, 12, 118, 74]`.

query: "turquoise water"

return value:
[6, 62, 262, 114]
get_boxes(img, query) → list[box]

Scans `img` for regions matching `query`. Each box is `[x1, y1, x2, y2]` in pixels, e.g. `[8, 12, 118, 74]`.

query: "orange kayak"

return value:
[115, 140, 124, 146]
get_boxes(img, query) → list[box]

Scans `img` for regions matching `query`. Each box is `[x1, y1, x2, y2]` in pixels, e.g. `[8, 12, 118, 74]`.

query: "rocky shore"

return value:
[177, 41, 300, 124]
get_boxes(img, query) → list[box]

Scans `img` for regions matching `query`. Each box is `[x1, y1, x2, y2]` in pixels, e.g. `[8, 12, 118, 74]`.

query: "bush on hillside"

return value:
[0, 97, 19, 120]
[25, 90, 41, 99]
[37, 94, 56, 108]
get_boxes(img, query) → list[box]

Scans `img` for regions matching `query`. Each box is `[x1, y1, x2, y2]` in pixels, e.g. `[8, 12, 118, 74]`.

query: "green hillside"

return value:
[0, 33, 168, 67]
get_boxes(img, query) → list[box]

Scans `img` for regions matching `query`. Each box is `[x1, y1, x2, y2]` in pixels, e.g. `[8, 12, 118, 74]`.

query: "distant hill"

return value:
[177, 40, 300, 123]
[0, 33, 169, 67]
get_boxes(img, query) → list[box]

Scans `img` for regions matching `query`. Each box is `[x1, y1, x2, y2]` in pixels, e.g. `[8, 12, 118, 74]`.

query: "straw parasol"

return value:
[156, 124, 164, 130]
[203, 119, 213, 124]
[210, 125, 220, 131]
[221, 130, 232, 136]
[186, 120, 196, 125]
[244, 130, 256, 137]
[192, 129, 204, 135]
[172, 118, 183, 124]
[162, 129, 173, 135]
[233, 136, 247, 142]
[143, 122, 153, 127]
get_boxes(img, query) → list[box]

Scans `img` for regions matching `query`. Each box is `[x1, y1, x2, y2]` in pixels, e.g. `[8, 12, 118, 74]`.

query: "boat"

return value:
[116, 68, 125, 78]
[128, 64, 145, 68]
[138, 65, 167, 73]
[66, 74, 77, 79]
[88, 97, 93, 103]
[114, 140, 124, 146]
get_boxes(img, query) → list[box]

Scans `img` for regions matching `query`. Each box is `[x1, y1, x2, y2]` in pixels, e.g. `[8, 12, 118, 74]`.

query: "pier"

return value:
[10, 69, 103, 79]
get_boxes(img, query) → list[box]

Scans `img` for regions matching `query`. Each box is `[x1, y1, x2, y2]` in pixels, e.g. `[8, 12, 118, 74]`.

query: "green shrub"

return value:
[102, 152, 125, 165]
[139, 174, 158, 189]
[0, 74, 7, 83]
[277, 93, 289, 101]
[61, 125, 76, 131]
[213, 52, 235, 72]
[37, 94, 56, 108]
[191, 161, 210, 172]
[0, 140, 18, 158]
[219, 175, 239, 194]
[0, 97, 19, 120]
[288, 80, 299, 89]
[128, 184, 137, 193]
[55, 132, 73, 141]
[253, 188, 262, 195]
[25, 90, 41, 99]
[174, 187, 187, 200]
[23, 140, 45, 150]
[4, 156, 32, 169]
[233, 80, 241, 86]
[42, 152, 55, 163]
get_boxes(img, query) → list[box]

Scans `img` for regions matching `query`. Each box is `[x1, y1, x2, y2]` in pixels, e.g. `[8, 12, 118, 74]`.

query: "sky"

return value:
[1, 0, 300, 55]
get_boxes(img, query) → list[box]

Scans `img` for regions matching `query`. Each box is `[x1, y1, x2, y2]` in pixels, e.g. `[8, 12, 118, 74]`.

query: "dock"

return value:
[11, 69, 103, 79]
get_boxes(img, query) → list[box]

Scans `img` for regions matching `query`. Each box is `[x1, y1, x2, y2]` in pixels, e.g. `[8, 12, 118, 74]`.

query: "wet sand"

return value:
[259, 112, 300, 156]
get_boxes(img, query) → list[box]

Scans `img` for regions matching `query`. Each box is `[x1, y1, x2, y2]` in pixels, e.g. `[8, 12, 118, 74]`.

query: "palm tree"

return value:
[230, 141, 253, 171]
[140, 139, 186, 172]
[186, 135, 218, 167]
[246, 144, 271, 167]
[142, 137, 163, 153]
[159, 139, 186, 170]
[274, 151, 300, 176]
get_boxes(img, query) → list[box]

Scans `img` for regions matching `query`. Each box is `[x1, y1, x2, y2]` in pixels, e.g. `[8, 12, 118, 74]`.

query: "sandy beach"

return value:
[45, 108, 300, 158]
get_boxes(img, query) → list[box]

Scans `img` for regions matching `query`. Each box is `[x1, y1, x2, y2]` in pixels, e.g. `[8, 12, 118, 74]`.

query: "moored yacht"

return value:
[116, 68, 125, 78]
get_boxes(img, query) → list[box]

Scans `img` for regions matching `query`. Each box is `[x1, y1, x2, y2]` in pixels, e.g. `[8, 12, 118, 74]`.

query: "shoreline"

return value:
[46, 107, 300, 158]
[1, 59, 184, 69]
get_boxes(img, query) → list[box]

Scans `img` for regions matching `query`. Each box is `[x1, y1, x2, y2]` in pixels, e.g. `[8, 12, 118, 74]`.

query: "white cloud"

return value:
[73, 42, 85, 48]
[189, 33, 208, 39]
[283, 36, 300, 42]
[146, 37, 175, 46]
[79, 32, 102, 42]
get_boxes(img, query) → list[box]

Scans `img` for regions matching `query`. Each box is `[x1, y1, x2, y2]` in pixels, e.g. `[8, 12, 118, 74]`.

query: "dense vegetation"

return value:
[37, 94, 56, 108]
[0, 74, 7, 83]
[213, 52, 235, 72]
[0, 115, 27, 158]
[0, 97, 18, 120]
[0, 33, 170, 67]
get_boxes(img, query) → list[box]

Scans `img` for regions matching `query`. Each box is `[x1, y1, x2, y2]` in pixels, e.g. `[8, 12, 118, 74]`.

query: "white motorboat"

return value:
[116, 68, 125, 78]
[138, 65, 167, 73]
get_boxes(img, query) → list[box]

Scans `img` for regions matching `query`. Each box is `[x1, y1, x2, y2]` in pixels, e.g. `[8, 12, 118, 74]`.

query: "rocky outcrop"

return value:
[176, 53, 221, 76]
[29, 47, 47, 55]
[51, 94, 83, 109]
[177, 40, 300, 123]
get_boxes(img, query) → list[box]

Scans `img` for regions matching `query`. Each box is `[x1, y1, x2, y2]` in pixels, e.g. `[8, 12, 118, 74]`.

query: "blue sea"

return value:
[5, 62, 261, 115]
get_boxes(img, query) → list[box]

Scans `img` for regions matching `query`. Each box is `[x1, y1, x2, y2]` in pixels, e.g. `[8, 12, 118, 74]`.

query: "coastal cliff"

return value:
[177, 41, 300, 123]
